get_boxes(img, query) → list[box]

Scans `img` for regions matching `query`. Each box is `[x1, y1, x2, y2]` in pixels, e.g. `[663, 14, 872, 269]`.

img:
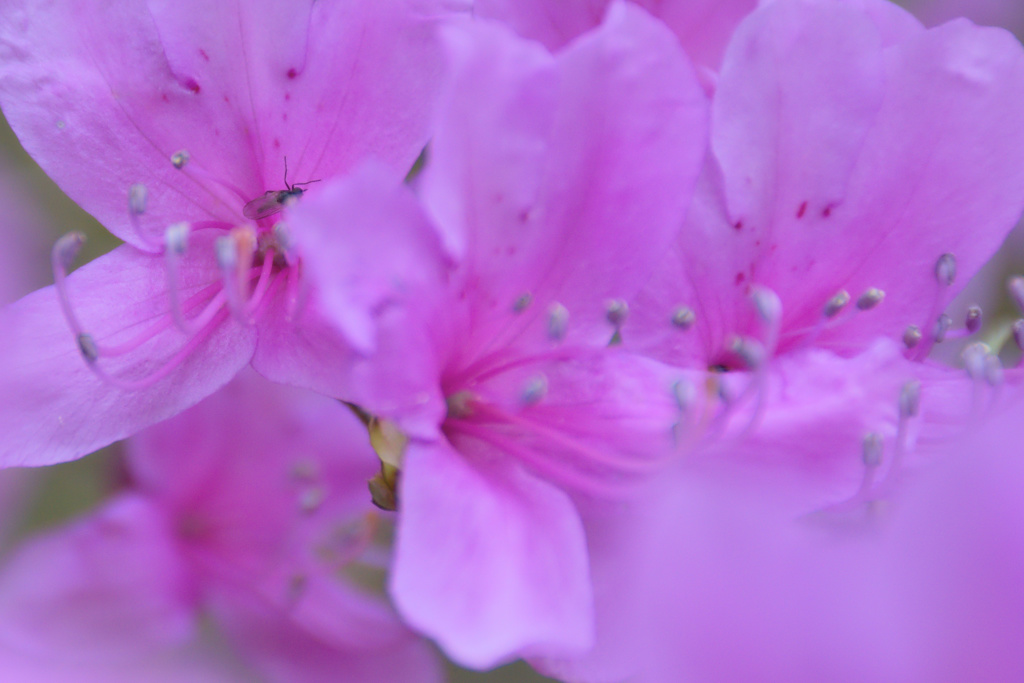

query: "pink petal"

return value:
[391, 440, 593, 668]
[288, 165, 452, 356]
[272, 164, 450, 434]
[127, 370, 376, 573]
[209, 585, 442, 683]
[659, 1, 1024, 355]
[0, 238, 256, 467]
[0, 0, 450, 248]
[466, 347, 686, 500]
[476, 0, 757, 69]
[0, 163, 49, 305]
[424, 4, 706, 350]
[0, 495, 194, 662]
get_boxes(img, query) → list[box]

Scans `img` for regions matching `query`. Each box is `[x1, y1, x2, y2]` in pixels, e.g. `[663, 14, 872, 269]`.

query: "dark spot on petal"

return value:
[735, 272, 745, 285]
[733, 220, 744, 231]
[161, 93, 169, 103]
[273, 138, 281, 149]
[797, 201, 807, 219]
[199, 48, 210, 62]
[822, 204, 833, 218]
[185, 78, 200, 94]
[282, 113, 288, 122]
[285, 92, 291, 101]
[223, 95, 230, 103]
[287, 68, 298, 79]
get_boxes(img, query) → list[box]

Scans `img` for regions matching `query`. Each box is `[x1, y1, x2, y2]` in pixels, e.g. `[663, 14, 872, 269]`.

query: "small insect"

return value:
[242, 158, 320, 220]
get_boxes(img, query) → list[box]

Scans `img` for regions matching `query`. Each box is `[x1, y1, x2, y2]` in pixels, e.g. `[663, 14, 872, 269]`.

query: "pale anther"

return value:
[672, 379, 696, 413]
[902, 325, 922, 349]
[985, 354, 1004, 387]
[520, 375, 548, 406]
[1013, 319, 1024, 351]
[215, 235, 238, 270]
[862, 432, 884, 468]
[547, 302, 569, 341]
[933, 314, 952, 343]
[855, 288, 885, 311]
[751, 286, 781, 325]
[171, 149, 191, 169]
[899, 380, 921, 419]
[128, 184, 148, 216]
[1008, 276, 1024, 313]
[605, 299, 629, 328]
[299, 486, 325, 514]
[165, 222, 190, 256]
[823, 290, 850, 318]
[272, 221, 293, 253]
[962, 342, 991, 380]
[512, 293, 532, 313]
[53, 232, 86, 272]
[935, 253, 957, 287]
[728, 335, 766, 371]
[671, 306, 695, 330]
[965, 305, 982, 334]
[76, 333, 99, 364]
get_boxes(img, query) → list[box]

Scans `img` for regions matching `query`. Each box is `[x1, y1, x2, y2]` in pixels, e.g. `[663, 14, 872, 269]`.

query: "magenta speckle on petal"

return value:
[797, 201, 807, 218]
[184, 78, 200, 94]
[287, 68, 298, 79]
[198, 48, 210, 62]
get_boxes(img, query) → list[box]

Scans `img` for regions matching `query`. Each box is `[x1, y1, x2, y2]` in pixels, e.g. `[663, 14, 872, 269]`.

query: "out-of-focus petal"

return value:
[0, 0, 449, 248]
[476, 0, 757, 70]
[0, 495, 194, 662]
[210, 584, 442, 683]
[674, 1, 1024, 354]
[277, 165, 450, 433]
[0, 236, 256, 467]
[425, 4, 706, 351]
[391, 440, 592, 669]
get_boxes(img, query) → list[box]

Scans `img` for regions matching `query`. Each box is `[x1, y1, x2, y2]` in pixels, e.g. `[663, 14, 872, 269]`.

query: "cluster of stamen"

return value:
[51, 151, 303, 391]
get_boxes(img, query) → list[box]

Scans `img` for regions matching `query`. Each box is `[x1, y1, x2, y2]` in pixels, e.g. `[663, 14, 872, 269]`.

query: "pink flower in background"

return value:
[0, 0, 459, 467]
[475, 0, 757, 71]
[565, 388, 1024, 683]
[288, 2, 708, 668]
[0, 370, 440, 683]
[620, 0, 1024, 503]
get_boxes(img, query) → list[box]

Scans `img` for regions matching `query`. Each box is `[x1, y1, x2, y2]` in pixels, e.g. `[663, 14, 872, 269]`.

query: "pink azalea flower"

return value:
[0, 0, 460, 466]
[622, 0, 1024, 501]
[556, 388, 1024, 683]
[0, 370, 441, 683]
[286, 3, 709, 668]
[475, 0, 758, 71]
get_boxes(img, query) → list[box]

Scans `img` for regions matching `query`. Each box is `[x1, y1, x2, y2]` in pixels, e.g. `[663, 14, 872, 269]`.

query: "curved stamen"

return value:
[911, 253, 958, 359]
[823, 432, 886, 513]
[445, 346, 581, 392]
[78, 308, 230, 391]
[169, 149, 249, 221]
[164, 222, 198, 334]
[446, 418, 638, 499]
[466, 400, 671, 476]
[245, 249, 276, 315]
[51, 232, 88, 336]
[126, 183, 161, 250]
